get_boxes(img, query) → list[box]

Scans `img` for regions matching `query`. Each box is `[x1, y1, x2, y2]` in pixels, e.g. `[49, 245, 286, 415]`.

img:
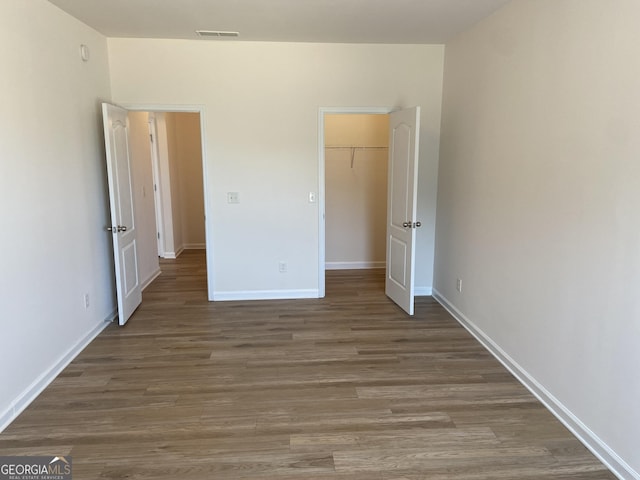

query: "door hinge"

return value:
[154, 184, 157, 192]
[150, 133, 153, 142]
[157, 232, 160, 239]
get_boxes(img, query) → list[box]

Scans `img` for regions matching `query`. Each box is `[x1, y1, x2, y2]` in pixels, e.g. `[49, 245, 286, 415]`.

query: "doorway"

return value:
[148, 112, 206, 259]
[318, 107, 392, 297]
[126, 106, 211, 299]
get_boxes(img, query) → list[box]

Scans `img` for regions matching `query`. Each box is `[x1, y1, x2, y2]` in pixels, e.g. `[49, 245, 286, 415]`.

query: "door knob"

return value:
[402, 222, 410, 228]
[117, 225, 127, 232]
[106, 226, 116, 232]
[414, 222, 422, 228]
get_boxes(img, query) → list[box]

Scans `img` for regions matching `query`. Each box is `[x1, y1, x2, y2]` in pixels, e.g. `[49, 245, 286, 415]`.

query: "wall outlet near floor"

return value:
[456, 278, 463, 293]
[279, 261, 288, 273]
[83, 293, 90, 309]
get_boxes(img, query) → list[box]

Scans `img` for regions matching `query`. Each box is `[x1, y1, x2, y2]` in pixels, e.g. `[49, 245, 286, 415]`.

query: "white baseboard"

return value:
[0, 310, 115, 433]
[183, 243, 206, 250]
[414, 286, 433, 296]
[213, 289, 319, 301]
[432, 289, 639, 480]
[326, 261, 385, 270]
[163, 246, 184, 259]
[141, 268, 162, 291]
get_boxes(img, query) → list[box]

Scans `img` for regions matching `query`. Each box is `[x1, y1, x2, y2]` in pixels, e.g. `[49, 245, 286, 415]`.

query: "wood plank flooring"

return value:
[0, 251, 615, 479]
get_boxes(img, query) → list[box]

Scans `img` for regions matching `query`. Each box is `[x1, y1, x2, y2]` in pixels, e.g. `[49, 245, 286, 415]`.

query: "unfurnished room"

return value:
[0, 1, 639, 479]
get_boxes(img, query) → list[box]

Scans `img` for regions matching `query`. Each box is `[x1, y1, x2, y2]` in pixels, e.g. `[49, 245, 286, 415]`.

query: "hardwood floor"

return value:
[0, 251, 615, 479]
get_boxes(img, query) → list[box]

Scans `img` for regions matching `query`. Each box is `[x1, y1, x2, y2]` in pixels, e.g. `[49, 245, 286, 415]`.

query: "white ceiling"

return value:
[47, 0, 512, 44]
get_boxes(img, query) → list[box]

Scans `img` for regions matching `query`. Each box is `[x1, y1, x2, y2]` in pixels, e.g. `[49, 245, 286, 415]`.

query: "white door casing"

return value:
[385, 107, 421, 315]
[148, 114, 165, 257]
[102, 103, 142, 326]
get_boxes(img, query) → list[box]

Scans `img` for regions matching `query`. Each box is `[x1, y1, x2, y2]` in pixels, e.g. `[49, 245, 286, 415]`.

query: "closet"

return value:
[324, 114, 389, 270]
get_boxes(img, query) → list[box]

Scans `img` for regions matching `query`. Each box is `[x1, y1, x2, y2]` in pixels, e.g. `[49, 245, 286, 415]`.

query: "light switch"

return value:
[227, 192, 239, 204]
[308, 192, 317, 203]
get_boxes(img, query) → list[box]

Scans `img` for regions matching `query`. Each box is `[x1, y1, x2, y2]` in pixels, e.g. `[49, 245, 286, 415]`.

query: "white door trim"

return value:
[147, 114, 165, 257]
[121, 103, 215, 301]
[317, 107, 394, 298]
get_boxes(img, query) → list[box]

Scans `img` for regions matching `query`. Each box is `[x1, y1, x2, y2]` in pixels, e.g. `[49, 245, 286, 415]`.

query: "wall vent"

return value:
[195, 30, 240, 38]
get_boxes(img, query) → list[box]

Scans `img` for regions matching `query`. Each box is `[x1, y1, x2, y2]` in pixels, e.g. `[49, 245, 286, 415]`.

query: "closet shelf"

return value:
[325, 146, 388, 151]
[325, 146, 388, 168]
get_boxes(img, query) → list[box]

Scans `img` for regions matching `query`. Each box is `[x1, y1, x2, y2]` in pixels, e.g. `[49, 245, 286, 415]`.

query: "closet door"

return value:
[385, 107, 420, 315]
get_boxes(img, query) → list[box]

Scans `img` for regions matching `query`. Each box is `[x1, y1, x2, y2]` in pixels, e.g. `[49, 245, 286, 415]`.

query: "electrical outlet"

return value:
[227, 192, 239, 204]
[279, 261, 288, 273]
[84, 293, 90, 309]
[456, 278, 462, 293]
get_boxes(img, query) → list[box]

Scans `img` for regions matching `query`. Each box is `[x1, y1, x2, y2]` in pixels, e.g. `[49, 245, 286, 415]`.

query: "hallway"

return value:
[0, 251, 613, 479]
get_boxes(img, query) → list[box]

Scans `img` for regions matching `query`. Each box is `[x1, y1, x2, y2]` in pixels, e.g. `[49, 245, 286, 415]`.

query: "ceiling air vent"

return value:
[196, 30, 240, 38]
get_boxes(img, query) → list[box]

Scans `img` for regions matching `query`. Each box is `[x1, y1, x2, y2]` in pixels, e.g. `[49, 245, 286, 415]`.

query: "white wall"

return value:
[164, 113, 184, 254]
[172, 112, 205, 249]
[435, 0, 640, 478]
[128, 111, 160, 287]
[325, 114, 389, 269]
[0, 0, 113, 428]
[162, 112, 206, 253]
[108, 40, 444, 298]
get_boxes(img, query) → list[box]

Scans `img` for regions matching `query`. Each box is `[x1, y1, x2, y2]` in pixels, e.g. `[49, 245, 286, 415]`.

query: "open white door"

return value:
[102, 103, 142, 326]
[385, 107, 421, 315]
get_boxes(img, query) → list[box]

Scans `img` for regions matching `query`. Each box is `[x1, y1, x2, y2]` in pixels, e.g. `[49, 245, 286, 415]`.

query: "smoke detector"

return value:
[195, 30, 240, 38]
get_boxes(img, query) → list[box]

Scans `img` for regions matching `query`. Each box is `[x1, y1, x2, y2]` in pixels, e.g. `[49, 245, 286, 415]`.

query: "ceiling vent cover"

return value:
[196, 30, 240, 38]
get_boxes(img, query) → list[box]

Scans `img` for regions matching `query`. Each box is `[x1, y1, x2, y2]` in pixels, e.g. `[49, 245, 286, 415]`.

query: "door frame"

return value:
[122, 103, 215, 301]
[147, 113, 165, 257]
[317, 106, 394, 298]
